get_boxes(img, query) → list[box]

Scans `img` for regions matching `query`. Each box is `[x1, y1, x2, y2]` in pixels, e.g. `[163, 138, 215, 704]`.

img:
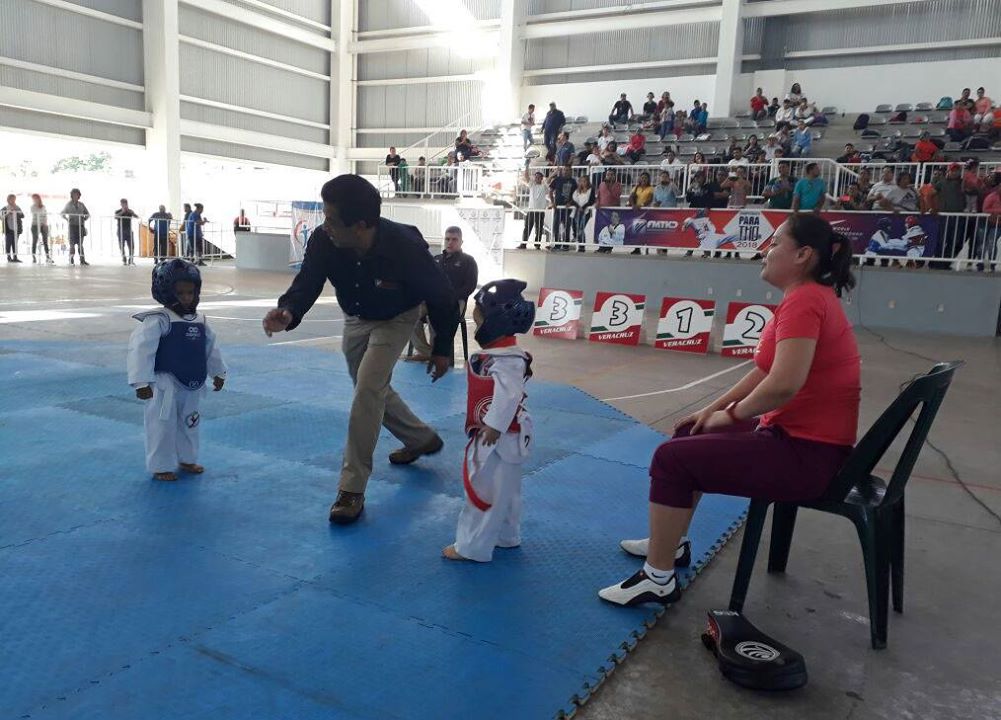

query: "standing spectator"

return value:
[572, 176, 593, 252]
[750, 88, 768, 121]
[653, 170, 679, 208]
[640, 92, 658, 124]
[409, 226, 478, 362]
[685, 169, 714, 209]
[549, 165, 578, 251]
[935, 163, 965, 214]
[911, 131, 943, 163]
[697, 102, 709, 133]
[763, 161, 796, 210]
[871, 172, 918, 212]
[774, 99, 796, 131]
[115, 198, 139, 266]
[974, 176, 1000, 271]
[867, 167, 897, 209]
[658, 101, 676, 141]
[521, 104, 536, 150]
[786, 82, 803, 103]
[185, 202, 207, 266]
[180, 202, 192, 258]
[723, 168, 751, 208]
[385, 147, 402, 192]
[2, 194, 24, 263]
[61, 188, 90, 266]
[836, 143, 861, 164]
[791, 121, 812, 156]
[585, 143, 604, 199]
[233, 208, 251, 233]
[555, 131, 576, 166]
[973, 87, 994, 132]
[919, 169, 943, 214]
[595, 170, 623, 254]
[792, 162, 826, 212]
[148, 205, 173, 263]
[519, 171, 547, 250]
[29, 193, 52, 264]
[597, 124, 615, 152]
[630, 173, 656, 254]
[542, 102, 566, 159]
[962, 158, 984, 213]
[947, 103, 973, 142]
[609, 93, 633, 126]
[624, 130, 646, 164]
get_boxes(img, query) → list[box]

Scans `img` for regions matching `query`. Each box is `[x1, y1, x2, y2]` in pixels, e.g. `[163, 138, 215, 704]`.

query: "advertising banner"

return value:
[721, 302, 776, 357]
[655, 298, 715, 354]
[589, 292, 646, 346]
[825, 212, 941, 258]
[290, 201, 323, 268]
[533, 288, 583, 340]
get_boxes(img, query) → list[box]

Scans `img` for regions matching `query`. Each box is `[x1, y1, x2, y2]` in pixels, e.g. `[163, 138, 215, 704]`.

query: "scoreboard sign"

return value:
[655, 298, 715, 354]
[533, 287, 583, 340]
[589, 292, 646, 346]
[721, 302, 776, 357]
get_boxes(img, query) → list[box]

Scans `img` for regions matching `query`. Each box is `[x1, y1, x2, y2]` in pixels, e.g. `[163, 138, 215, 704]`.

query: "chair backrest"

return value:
[875, 104, 893, 113]
[829, 362, 963, 506]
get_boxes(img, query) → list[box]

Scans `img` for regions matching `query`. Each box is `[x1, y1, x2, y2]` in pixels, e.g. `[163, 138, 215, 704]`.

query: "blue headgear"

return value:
[877, 217, 892, 232]
[152, 259, 201, 313]
[473, 279, 535, 347]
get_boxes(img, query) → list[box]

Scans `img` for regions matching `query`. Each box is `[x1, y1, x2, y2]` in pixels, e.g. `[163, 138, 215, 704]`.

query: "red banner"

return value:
[589, 292, 646, 346]
[655, 298, 715, 354]
[594, 207, 787, 252]
[721, 302, 776, 357]
[533, 288, 583, 340]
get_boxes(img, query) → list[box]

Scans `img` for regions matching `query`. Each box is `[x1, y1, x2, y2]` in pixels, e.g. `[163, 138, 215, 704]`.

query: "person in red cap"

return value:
[443, 279, 535, 563]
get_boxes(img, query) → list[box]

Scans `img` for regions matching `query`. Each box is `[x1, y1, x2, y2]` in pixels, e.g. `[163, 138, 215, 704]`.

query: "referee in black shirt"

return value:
[263, 174, 459, 524]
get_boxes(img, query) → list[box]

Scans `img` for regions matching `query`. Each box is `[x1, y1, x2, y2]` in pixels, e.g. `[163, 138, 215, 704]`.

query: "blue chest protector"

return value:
[154, 316, 208, 390]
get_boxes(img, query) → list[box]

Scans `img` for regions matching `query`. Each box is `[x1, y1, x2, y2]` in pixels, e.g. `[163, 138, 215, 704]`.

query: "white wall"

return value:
[521, 75, 717, 124]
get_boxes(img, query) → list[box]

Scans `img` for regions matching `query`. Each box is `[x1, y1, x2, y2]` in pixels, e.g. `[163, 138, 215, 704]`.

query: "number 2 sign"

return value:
[721, 302, 776, 357]
[589, 292, 646, 346]
[655, 298, 715, 354]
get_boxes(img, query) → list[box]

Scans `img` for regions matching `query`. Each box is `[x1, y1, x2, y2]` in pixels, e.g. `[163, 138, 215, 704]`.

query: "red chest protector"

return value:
[464, 349, 532, 436]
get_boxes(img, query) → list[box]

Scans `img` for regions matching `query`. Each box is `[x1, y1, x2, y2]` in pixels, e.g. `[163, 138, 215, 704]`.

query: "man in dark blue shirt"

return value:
[263, 174, 459, 525]
[542, 102, 566, 160]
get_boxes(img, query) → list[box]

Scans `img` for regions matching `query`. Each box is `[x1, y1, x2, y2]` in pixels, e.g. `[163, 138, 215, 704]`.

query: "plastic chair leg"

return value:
[853, 512, 889, 650]
[767, 503, 799, 573]
[891, 499, 905, 614]
[728, 499, 770, 613]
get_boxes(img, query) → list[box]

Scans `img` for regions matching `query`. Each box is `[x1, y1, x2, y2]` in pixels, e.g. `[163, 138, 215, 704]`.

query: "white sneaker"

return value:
[598, 569, 681, 606]
[619, 538, 692, 567]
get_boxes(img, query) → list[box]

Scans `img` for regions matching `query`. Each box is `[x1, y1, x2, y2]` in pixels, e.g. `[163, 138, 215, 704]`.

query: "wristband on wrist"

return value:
[725, 401, 741, 422]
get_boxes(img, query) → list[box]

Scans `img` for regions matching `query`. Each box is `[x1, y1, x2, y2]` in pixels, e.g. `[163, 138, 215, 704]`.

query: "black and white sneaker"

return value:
[598, 569, 681, 606]
[619, 538, 692, 567]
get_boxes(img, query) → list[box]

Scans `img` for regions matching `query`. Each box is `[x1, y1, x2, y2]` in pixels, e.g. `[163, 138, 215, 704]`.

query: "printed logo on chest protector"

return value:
[184, 325, 202, 340]
[185, 411, 200, 429]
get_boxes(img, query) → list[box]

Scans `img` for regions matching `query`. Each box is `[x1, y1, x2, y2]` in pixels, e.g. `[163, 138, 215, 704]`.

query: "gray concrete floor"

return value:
[2, 259, 1000, 720]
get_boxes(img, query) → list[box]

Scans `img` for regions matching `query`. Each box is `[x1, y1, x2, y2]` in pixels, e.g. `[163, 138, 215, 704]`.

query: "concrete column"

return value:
[712, 0, 744, 118]
[331, 0, 355, 174]
[490, 0, 526, 125]
[142, 0, 182, 215]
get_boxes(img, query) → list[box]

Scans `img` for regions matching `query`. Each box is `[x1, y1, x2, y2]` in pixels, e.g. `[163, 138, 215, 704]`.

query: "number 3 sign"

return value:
[655, 298, 715, 354]
[721, 302, 776, 357]
[589, 292, 646, 346]
[533, 288, 583, 340]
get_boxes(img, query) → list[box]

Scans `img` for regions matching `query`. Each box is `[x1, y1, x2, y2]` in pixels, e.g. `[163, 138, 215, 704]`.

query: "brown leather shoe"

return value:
[388, 434, 444, 465]
[329, 490, 365, 525]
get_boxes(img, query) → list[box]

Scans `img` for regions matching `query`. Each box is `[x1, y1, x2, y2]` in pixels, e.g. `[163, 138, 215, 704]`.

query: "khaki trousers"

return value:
[340, 306, 437, 493]
[411, 299, 466, 358]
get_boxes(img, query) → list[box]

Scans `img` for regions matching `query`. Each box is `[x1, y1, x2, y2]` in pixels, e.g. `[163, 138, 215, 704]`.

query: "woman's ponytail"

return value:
[787, 213, 856, 297]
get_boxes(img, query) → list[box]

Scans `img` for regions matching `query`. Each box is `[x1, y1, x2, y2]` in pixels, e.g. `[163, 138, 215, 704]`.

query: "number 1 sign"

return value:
[655, 298, 715, 354]
[589, 292, 646, 346]
[721, 302, 776, 357]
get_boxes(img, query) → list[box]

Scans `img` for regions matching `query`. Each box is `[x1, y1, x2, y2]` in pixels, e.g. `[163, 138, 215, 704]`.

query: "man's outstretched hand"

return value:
[427, 355, 450, 382]
[262, 308, 293, 337]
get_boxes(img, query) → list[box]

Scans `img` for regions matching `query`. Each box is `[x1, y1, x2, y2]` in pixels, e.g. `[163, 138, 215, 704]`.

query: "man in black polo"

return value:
[262, 175, 459, 524]
[409, 225, 478, 362]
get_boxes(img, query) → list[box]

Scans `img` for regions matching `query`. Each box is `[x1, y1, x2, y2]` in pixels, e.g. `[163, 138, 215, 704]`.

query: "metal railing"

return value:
[376, 163, 485, 200]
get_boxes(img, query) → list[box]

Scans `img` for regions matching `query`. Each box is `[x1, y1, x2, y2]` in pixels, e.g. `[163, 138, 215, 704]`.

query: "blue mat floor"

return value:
[0, 341, 748, 719]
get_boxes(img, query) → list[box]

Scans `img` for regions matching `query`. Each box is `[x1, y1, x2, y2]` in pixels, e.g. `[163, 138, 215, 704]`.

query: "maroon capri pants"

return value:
[649, 420, 853, 509]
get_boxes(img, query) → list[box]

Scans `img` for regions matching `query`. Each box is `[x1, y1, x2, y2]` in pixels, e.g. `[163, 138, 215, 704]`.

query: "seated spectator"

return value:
[838, 182, 868, 211]
[673, 109, 687, 138]
[659, 148, 684, 179]
[795, 99, 816, 126]
[963, 159, 983, 212]
[919, 169, 943, 213]
[685, 101, 702, 133]
[947, 102, 974, 141]
[768, 97, 780, 117]
[762, 134, 781, 161]
[601, 141, 627, 166]
[775, 126, 792, 154]
[856, 166, 873, 198]
[656, 92, 671, 119]
[711, 169, 730, 208]
[624, 130, 647, 163]
[685, 168, 714, 208]
[455, 129, 480, 158]
[791, 121, 813, 156]
[785, 82, 803, 104]
[911, 131, 943, 163]
[836, 143, 861, 164]
[871, 172, 918, 212]
[555, 131, 576, 166]
[955, 87, 974, 111]
[653, 170, 680, 208]
[774, 99, 796, 131]
[973, 86, 995, 132]
[750, 88, 768, 121]
[596, 169, 623, 209]
[866, 167, 897, 208]
[763, 161, 796, 209]
[934, 163, 965, 215]
[658, 101, 676, 141]
[577, 139, 596, 166]
[744, 134, 761, 156]
[597, 125, 615, 152]
[609, 93, 633, 126]
[723, 167, 751, 208]
[727, 146, 750, 167]
[640, 92, 658, 124]
[792, 162, 827, 212]
[690, 150, 707, 168]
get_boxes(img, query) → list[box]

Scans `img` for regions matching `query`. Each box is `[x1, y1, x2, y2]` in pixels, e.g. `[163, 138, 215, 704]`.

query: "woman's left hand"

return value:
[697, 410, 737, 434]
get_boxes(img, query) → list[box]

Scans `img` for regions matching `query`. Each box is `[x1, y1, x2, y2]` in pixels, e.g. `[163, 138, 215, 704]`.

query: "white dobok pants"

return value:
[144, 374, 203, 473]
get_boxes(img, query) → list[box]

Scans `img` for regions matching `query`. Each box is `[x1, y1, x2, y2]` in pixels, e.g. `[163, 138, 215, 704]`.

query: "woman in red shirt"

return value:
[600, 214, 860, 606]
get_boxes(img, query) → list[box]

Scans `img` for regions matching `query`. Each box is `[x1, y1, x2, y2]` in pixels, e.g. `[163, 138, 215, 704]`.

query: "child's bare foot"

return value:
[179, 463, 204, 474]
[442, 545, 468, 561]
[153, 472, 177, 481]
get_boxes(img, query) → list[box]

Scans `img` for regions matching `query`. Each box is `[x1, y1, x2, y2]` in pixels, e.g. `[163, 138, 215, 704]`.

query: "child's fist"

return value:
[135, 386, 153, 400]
[213, 376, 225, 391]
[480, 426, 501, 446]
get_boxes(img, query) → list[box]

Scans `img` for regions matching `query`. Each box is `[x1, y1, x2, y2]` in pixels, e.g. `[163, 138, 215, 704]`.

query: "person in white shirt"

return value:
[659, 149, 684, 180]
[727, 147, 750, 168]
[519, 171, 548, 249]
[866, 167, 898, 210]
[29, 193, 53, 264]
[572, 176, 594, 252]
[762, 135, 781, 161]
[521, 104, 536, 150]
[596, 126, 615, 153]
[597, 211, 626, 248]
[785, 83, 803, 104]
[774, 99, 796, 131]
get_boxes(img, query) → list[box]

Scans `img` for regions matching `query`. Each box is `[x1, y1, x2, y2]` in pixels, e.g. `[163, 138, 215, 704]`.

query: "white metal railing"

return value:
[376, 163, 484, 200]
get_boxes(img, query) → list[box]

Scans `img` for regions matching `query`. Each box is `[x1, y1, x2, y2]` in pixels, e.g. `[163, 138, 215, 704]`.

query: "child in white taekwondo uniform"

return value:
[443, 279, 535, 562]
[128, 259, 227, 481]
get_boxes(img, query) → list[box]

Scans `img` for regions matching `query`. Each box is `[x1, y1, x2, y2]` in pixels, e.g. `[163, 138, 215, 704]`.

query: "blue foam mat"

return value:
[0, 340, 748, 719]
